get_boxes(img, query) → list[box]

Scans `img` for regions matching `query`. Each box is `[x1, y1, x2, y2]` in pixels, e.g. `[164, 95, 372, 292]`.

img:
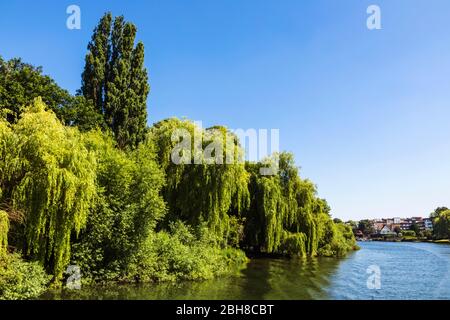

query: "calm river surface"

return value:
[43, 242, 450, 300]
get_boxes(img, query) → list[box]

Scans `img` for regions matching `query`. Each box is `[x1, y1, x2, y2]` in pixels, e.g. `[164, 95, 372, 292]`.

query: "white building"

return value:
[380, 225, 397, 236]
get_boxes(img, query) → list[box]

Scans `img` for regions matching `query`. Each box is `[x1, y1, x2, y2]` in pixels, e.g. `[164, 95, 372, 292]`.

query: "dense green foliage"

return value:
[0, 253, 49, 300]
[0, 120, 10, 257]
[0, 99, 96, 279]
[358, 219, 376, 236]
[0, 13, 357, 299]
[317, 221, 358, 257]
[0, 93, 355, 296]
[409, 222, 420, 236]
[430, 207, 448, 219]
[243, 153, 356, 257]
[0, 56, 103, 132]
[129, 222, 247, 282]
[150, 119, 250, 247]
[71, 131, 166, 282]
[0, 56, 73, 124]
[81, 13, 150, 149]
[401, 230, 416, 237]
[433, 209, 450, 240]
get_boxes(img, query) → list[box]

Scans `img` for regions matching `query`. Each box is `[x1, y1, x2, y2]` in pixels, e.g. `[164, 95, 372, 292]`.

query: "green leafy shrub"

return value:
[128, 222, 248, 282]
[433, 210, 450, 240]
[317, 221, 356, 257]
[401, 230, 416, 237]
[70, 131, 166, 283]
[280, 232, 307, 257]
[0, 56, 74, 124]
[0, 253, 50, 300]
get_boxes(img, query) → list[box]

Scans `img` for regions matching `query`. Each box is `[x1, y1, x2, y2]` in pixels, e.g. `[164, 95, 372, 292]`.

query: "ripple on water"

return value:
[327, 242, 450, 300]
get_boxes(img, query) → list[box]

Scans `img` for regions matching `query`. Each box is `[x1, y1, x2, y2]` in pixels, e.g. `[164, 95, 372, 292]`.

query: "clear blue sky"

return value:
[1, 0, 449, 221]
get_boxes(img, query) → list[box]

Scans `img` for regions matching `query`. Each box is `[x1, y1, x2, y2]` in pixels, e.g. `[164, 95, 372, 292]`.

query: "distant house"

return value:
[411, 217, 425, 230]
[366, 216, 431, 237]
[400, 219, 412, 230]
[374, 220, 385, 233]
[380, 225, 396, 236]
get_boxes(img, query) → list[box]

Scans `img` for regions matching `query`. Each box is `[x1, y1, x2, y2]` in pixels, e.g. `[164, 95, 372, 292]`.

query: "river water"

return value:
[43, 242, 450, 300]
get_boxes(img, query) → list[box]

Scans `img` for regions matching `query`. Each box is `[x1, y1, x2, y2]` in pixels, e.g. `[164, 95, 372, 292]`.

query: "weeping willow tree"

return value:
[244, 153, 311, 255]
[150, 118, 250, 246]
[0, 98, 96, 279]
[243, 152, 355, 257]
[0, 117, 13, 257]
[0, 117, 13, 193]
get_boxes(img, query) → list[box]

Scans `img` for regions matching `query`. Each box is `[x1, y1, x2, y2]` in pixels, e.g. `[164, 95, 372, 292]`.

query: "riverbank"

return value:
[358, 238, 450, 244]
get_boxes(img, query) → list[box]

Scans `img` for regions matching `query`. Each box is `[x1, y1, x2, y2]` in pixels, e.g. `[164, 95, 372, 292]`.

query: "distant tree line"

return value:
[431, 207, 450, 240]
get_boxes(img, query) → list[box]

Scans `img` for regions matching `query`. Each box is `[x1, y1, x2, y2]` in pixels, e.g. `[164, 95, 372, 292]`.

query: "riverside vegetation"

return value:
[0, 13, 357, 300]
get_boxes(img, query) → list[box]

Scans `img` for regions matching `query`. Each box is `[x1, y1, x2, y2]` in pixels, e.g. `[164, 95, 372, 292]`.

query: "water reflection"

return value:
[41, 242, 450, 300]
[42, 257, 342, 300]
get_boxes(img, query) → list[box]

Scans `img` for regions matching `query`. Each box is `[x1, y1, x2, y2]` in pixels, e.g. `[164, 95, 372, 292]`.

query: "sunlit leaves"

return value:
[70, 130, 166, 281]
[0, 98, 96, 279]
[433, 210, 450, 240]
[150, 118, 250, 246]
[244, 152, 355, 257]
[81, 13, 150, 149]
[0, 56, 73, 124]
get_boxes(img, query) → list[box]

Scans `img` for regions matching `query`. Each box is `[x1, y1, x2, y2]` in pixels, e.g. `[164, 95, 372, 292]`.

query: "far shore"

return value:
[357, 238, 450, 244]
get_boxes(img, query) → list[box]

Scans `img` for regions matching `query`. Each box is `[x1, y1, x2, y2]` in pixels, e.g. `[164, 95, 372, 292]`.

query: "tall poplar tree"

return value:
[81, 13, 149, 149]
[81, 13, 112, 114]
